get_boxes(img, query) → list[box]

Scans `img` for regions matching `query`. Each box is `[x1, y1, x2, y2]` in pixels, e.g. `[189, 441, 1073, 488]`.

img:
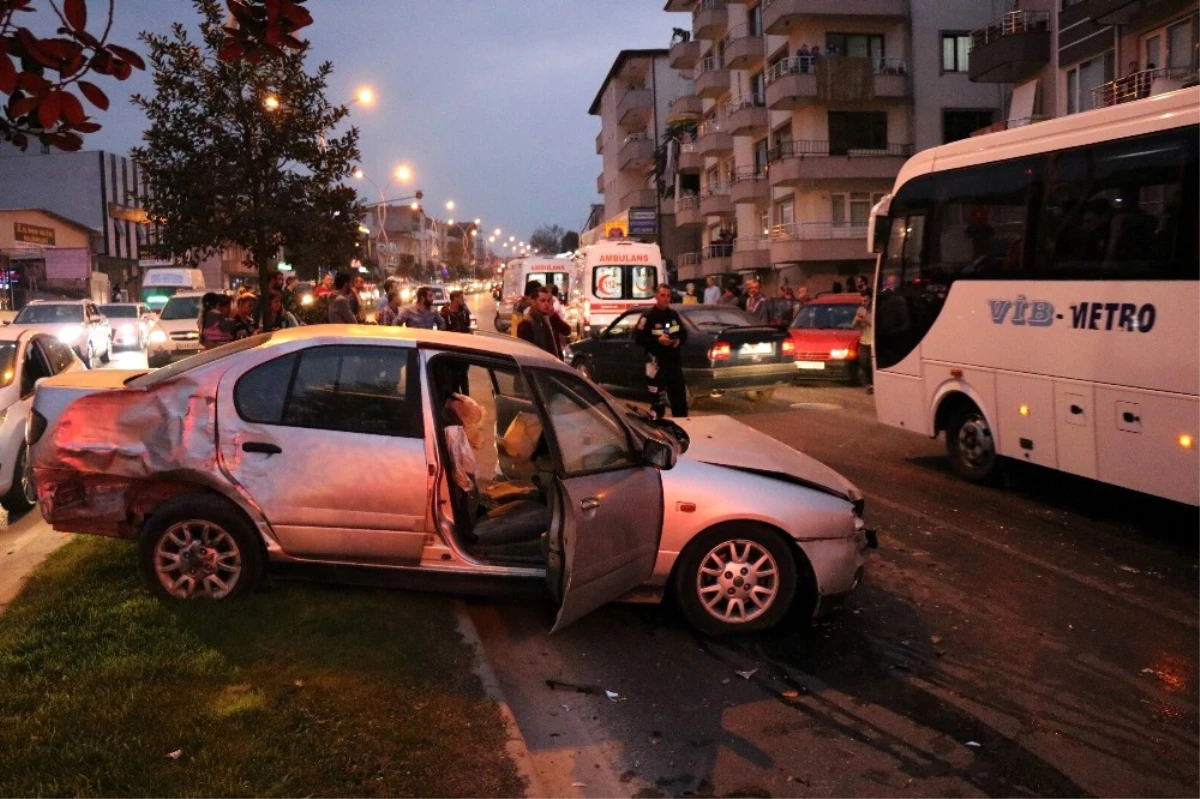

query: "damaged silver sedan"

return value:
[27, 327, 873, 634]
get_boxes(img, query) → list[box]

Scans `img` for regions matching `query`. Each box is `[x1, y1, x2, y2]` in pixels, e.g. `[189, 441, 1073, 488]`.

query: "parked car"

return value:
[567, 305, 797, 402]
[9, 300, 112, 368]
[788, 294, 865, 384]
[0, 326, 82, 510]
[29, 326, 873, 634]
[146, 290, 211, 368]
[99, 302, 154, 351]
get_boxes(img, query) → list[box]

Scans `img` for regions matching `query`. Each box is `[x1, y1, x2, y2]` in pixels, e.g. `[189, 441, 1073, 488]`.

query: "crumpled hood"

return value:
[672, 415, 860, 502]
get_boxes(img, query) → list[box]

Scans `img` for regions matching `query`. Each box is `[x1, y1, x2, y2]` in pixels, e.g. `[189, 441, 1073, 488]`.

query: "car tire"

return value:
[3, 442, 36, 513]
[674, 523, 798, 636]
[83, 342, 95, 369]
[148, 353, 171, 369]
[100, 336, 112, 364]
[138, 494, 263, 601]
[945, 404, 1000, 483]
[746, 389, 775, 402]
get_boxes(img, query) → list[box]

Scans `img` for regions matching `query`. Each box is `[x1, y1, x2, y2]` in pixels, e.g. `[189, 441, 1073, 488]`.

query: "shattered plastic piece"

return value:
[966, 741, 981, 748]
[930, 635, 942, 645]
[606, 690, 624, 702]
[1118, 565, 1140, 574]
[721, 678, 731, 685]
[735, 668, 758, 680]
[293, 679, 304, 687]
[166, 749, 183, 760]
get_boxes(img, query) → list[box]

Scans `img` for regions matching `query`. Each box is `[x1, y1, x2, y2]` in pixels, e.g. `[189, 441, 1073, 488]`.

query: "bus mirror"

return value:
[867, 194, 892, 255]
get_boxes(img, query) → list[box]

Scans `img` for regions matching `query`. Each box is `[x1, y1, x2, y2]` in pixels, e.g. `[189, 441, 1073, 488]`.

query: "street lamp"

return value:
[354, 87, 374, 106]
[355, 165, 414, 246]
[263, 94, 281, 111]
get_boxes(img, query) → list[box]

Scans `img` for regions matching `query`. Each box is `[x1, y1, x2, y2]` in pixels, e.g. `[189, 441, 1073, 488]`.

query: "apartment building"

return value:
[663, 0, 1006, 293]
[588, 49, 700, 265]
[967, 0, 1197, 127]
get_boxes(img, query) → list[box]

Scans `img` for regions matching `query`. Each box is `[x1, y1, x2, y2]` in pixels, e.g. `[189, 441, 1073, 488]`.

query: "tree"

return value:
[1, 0, 313, 152]
[132, 0, 362, 295]
[281, 183, 361, 280]
[529, 223, 566, 255]
[560, 230, 579, 252]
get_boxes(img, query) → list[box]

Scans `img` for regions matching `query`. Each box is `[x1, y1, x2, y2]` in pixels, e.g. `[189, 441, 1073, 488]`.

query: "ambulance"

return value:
[494, 255, 579, 333]
[576, 238, 661, 336]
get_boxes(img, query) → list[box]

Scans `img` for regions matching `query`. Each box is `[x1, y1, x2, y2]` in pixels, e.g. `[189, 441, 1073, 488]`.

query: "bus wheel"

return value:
[946, 405, 999, 483]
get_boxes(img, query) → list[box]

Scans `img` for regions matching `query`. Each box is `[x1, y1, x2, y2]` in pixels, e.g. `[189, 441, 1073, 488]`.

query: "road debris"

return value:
[166, 749, 183, 760]
[735, 668, 758, 680]
[1118, 565, 1141, 574]
[606, 690, 625, 702]
[546, 678, 602, 695]
[930, 635, 942, 645]
[293, 679, 304, 687]
[966, 741, 981, 748]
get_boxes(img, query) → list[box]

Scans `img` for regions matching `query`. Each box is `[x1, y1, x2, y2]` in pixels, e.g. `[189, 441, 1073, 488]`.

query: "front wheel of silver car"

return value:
[3, 442, 36, 513]
[138, 494, 263, 601]
[674, 524, 797, 635]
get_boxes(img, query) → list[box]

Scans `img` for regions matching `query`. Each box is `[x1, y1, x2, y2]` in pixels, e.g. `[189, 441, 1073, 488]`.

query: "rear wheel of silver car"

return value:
[100, 336, 112, 364]
[675, 524, 797, 635]
[138, 495, 263, 601]
[4, 443, 36, 512]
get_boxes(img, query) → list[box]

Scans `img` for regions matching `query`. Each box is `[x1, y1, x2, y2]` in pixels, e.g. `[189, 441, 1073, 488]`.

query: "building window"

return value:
[828, 111, 887, 154]
[943, 109, 995, 143]
[750, 71, 765, 104]
[753, 138, 769, 172]
[942, 33, 971, 72]
[832, 192, 885, 228]
[758, 208, 770, 237]
[748, 2, 763, 37]
[1065, 52, 1114, 114]
[776, 197, 794, 228]
[825, 33, 885, 61]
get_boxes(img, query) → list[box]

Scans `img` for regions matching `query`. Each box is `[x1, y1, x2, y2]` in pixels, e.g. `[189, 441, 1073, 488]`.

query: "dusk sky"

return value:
[84, 0, 682, 242]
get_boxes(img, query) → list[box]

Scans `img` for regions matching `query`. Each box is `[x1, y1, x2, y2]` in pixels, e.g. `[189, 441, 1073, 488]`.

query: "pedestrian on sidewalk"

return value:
[398, 287, 444, 329]
[441, 290, 473, 334]
[511, 281, 542, 337]
[744, 279, 769, 324]
[636, 284, 688, 420]
[853, 289, 874, 394]
[378, 291, 403, 326]
[328, 271, 359, 324]
[199, 293, 233, 349]
[703, 275, 721, 305]
[517, 286, 569, 358]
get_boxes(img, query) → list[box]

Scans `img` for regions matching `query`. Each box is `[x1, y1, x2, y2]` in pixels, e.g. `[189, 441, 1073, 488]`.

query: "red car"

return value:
[788, 293, 864, 384]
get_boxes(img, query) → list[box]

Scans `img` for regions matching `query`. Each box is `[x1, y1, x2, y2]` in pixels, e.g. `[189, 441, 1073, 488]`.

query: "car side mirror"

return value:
[642, 437, 677, 471]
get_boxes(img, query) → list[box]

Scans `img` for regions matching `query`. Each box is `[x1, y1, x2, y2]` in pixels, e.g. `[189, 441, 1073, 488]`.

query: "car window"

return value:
[605, 313, 640, 340]
[99, 304, 138, 318]
[0, 343, 16, 388]
[13, 304, 83, 324]
[159, 295, 204, 321]
[234, 353, 297, 424]
[533, 371, 635, 475]
[38, 337, 77, 374]
[280, 345, 422, 438]
[21, 342, 52, 397]
[791, 303, 860, 330]
[685, 307, 755, 330]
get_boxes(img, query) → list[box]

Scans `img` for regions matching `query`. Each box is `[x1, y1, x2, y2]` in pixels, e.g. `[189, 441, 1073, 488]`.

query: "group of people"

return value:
[198, 270, 301, 350]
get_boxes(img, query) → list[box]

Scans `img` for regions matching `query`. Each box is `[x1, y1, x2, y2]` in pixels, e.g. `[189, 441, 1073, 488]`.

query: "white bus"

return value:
[867, 87, 1198, 506]
[575, 238, 661, 336]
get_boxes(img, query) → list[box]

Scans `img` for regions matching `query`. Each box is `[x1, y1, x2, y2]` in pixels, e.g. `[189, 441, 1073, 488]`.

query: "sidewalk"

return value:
[0, 510, 72, 614]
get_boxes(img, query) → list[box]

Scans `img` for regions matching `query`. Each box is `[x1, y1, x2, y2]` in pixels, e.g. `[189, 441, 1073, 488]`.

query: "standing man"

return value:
[255, 270, 285, 331]
[313, 272, 334, 297]
[517, 286, 568, 358]
[398, 286, 444, 329]
[511, 280, 542, 337]
[328, 271, 359, 324]
[282, 274, 299, 311]
[744, 279, 769, 324]
[440, 289, 473, 334]
[703, 275, 721, 305]
[635, 284, 688, 420]
[853, 289, 874, 395]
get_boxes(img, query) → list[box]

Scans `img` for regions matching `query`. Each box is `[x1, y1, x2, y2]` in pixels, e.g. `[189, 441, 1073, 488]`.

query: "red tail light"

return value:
[708, 341, 731, 361]
[781, 339, 796, 358]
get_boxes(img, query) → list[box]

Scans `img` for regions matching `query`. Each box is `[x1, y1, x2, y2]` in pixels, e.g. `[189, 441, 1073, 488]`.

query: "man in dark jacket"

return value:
[517, 286, 569, 359]
[440, 289, 473, 333]
[328, 271, 359, 324]
[635, 284, 688, 420]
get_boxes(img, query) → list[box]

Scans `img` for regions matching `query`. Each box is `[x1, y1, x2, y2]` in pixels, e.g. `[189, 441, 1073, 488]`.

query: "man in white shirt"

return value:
[702, 275, 721, 305]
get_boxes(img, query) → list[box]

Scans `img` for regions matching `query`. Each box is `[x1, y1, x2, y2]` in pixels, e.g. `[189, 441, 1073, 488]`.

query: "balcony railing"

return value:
[769, 140, 913, 160]
[702, 180, 731, 197]
[970, 10, 1050, 52]
[623, 132, 651, 146]
[678, 195, 702, 211]
[697, 118, 727, 137]
[735, 235, 770, 251]
[700, 54, 725, 73]
[1092, 66, 1198, 108]
[703, 243, 734, 259]
[680, 139, 701, 154]
[770, 221, 868, 241]
[678, 251, 704, 266]
[725, 94, 765, 116]
[733, 166, 766, 182]
[765, 55, 906, 84]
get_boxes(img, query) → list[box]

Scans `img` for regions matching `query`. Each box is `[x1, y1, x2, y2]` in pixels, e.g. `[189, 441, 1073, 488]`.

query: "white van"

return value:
[141, 267, 205, 311]
[577, 239, 661, 336]
[494, 256, 579, 333]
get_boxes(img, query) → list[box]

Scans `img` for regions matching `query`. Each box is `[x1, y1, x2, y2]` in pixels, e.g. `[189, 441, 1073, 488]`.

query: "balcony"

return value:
[669, 38, 701, 70]
[1092, 65, 1199, 109]
[723, 24, 765, 71]
[731, 166, 768, 204]
[767, 140, 912, 185]
[619, 133, 654, 171]
[668, 94, 704, 124]
[762, 0, 906, 35]
[733, 237, 771, 271]
[726, 94, 768, 135]
[677, 251, 703, 280]
[968, 11, 1050, 83]
[765, 56, 909, 110]
[700, 181, 733, 217]
[596, 173, 604, 194]
[595, 131, 604, 154]
[693, 0, 729, 40]
[678, 139, 705, 173]
[677, 195, 705, 227]
[697, 118, 733, 156]
[617, 86, 653, 129]
[701, 242, 734, 275]
[621, 187, 658, 210]
[695, 55, 731, 98]
[769, 222, 870, 262]
[665, 0, 694, 10]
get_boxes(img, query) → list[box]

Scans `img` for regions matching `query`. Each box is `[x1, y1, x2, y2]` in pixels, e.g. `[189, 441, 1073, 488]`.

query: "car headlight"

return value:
[149, 329, 167, 345]
[57, 325, 83, 344]
[120, 324, 135, 335]
[830, 348, 852, 360]
[301, 294, 314, 306]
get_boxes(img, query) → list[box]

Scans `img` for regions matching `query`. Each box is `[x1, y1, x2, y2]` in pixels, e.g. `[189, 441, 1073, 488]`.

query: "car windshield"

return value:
[127, 333, 275, 389]
[685, 307, 755, 330]
[13, 304, 83, 324]
[99, 304, 138, 318]
[791, 303, 860, 330]
[0, 342, 15, 388]
[159, 295, 204, 321]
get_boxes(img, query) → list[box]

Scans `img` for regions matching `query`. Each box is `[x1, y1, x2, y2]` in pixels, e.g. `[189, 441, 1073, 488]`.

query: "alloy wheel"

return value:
[695, 539, 780, 624]
[19, 446, 35, 507]
[153, 519, 244, 599]
[956, 414, 995, 471]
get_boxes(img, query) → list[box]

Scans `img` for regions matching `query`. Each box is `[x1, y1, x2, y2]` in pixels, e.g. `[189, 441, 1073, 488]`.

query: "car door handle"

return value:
[242, 442, 282, 455]
[580, 497, 600, 510]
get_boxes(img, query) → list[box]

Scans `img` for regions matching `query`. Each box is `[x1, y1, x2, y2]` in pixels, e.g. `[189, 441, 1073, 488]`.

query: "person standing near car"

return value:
[440, 290, 472, 334]
[853, 289, 874, 394]
[743, 279, 769, 324]
[328, 271, 359, 324]
[635, 284, 688, 420]
[511, 281, 542, 337]
[398, 287, 444, 329]
[703, 275, 721, 305]
[231, 293, 257, 339]
[517, 286, 568, 359]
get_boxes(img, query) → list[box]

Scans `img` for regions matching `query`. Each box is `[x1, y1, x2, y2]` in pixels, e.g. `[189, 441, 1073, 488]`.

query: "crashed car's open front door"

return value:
[528, 369, 663, 632]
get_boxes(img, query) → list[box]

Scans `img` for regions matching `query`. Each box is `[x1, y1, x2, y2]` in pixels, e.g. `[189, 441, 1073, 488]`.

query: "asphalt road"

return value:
[464, 294, 1199, 799]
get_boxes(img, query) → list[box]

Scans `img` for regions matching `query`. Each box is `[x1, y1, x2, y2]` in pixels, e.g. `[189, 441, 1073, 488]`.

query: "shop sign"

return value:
[14, 222, 55, 246]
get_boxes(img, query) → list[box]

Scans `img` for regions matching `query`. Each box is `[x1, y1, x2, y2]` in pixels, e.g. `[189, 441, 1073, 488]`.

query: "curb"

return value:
[454, 600, 546, 799]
